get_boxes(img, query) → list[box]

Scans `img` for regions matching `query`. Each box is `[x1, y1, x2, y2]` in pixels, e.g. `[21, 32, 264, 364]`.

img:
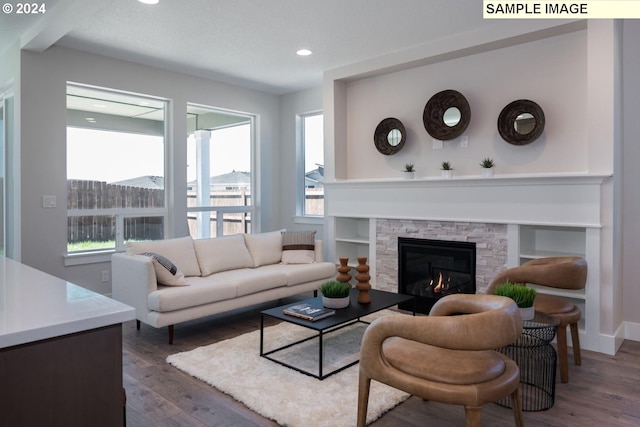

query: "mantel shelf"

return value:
[325, 172, 612, 189]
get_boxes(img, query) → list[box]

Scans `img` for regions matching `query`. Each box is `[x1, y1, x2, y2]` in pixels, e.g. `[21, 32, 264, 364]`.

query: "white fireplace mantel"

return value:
[324, 172, 617, 355]
[325, 173, 612, 228]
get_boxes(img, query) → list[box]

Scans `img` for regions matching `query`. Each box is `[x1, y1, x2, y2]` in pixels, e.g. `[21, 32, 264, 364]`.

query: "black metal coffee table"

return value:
[260, 289, 413, 380]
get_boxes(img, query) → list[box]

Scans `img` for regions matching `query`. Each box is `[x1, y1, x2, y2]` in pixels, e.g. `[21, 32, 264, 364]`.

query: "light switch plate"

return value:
[42, 195, 56, 208]
[459, 135, 469, 147]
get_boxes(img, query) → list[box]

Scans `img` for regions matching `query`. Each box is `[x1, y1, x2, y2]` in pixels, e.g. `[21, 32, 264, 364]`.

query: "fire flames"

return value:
[430, 272, 452, 293]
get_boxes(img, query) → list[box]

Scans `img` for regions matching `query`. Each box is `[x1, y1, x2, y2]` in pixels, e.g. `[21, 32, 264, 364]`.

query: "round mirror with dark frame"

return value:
[374, 117, 406, 155]
[423, 89, 471, 140]
[497, 99, 545, 145]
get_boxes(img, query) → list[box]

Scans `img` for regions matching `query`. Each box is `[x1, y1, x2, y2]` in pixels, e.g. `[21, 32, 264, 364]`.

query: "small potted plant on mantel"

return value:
[403, 163, 416, 179]
[319, 280, 352, 309]
[441, 161, 454, 179]
[480, 157, 495, 177]
[494, 282, 537, 321]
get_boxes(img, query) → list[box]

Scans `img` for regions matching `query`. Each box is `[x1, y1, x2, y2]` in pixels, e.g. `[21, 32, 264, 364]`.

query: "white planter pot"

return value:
[519, 306, 535, 321]
[441, 170, 453, 179]
[403, 171, 415, 179]
[322, 295, 350, 309]
[481, 168, 495, 177]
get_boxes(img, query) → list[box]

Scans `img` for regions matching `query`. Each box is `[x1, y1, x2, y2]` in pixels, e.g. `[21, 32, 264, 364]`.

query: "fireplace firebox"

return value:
[398, 237, 476, 314]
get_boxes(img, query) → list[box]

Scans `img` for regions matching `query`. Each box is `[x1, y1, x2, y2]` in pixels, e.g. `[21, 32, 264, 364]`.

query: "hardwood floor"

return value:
[123, 299, 640, 427]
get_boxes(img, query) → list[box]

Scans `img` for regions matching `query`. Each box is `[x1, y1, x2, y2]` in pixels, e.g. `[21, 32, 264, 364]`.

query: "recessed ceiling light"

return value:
[296, 49, 312, 56]
[138, 0, 159, 4]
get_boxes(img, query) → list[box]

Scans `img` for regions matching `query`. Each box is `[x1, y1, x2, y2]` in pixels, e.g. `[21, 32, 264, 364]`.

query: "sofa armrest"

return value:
[111, 253, 158, 323]
[314, 240, 324, 262]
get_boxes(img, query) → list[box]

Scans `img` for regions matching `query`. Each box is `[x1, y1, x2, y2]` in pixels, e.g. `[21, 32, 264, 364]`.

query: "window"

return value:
[186, 104, 254, 239]
[66, 84, 167, 254]
[299, 112, 324, 216]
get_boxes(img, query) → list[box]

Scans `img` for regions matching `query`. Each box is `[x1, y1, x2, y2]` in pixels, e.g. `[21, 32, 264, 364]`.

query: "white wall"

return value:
[18, 46, 281, 293]
[621, 20, 640, 328]
[342, 30, 589, 179]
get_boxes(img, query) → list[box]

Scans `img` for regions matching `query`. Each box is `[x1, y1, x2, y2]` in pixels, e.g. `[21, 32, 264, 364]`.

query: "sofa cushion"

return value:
[127, 236, 201, 277]
[281, 230, 316, 264]
[208, 268, 288, 297]
[140, 252, 188, 287]
[148, 277, 237, 312]
[244, 230, 285, 267]
[258, 262, 336, 287]
[194, 234, 254, 276]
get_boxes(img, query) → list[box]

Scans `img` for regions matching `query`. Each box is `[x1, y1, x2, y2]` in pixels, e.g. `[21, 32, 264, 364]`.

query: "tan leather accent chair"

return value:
[357, 294, 524, 427]
[486, 257, 587, 383]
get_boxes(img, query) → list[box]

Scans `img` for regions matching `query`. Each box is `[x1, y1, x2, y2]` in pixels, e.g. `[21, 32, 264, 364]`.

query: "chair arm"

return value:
[362, 298, 521, 353]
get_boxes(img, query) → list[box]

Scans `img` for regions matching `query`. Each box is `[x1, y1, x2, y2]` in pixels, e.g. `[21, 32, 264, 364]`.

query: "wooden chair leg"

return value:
[570, 321, 582, 365]
[464, 406, 482, 427]
[511, 388, 524, 427]
[556, 324, 569, 383]
[356, 374, 371, 427]
[136, 320, 141, 330]
[168, 325, 174, 345]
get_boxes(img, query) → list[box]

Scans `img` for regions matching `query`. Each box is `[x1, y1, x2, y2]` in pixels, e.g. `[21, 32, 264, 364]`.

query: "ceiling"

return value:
[1, 0, 506, 94]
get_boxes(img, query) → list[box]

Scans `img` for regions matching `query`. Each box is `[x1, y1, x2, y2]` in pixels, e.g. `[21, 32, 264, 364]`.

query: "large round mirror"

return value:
[374, 117, 406, 155]
[498, 100, 545, 145]
[423, 90, 471, 140]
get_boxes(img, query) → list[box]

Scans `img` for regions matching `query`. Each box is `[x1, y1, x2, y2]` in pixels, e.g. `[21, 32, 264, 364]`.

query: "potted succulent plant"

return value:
[494, 282, 537, 320]
[403, 163, 416, 179]
[480, 157, 495, 177]
[441, 161, 453, 178]
[319, 280, 352, 309]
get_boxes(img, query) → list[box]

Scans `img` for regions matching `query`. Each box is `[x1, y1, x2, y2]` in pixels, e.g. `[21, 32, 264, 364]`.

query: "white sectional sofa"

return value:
[111, 230, 335, 344]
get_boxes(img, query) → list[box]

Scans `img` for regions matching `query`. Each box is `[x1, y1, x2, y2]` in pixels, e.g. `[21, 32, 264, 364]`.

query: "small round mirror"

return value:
[374, 118, 406, 155]
[387, 129, 402, 146]
[423, 90, 470, 140]
[498, 100, 545, 145]
[443, 107, 461, 127]
[514, 113, 535, 134]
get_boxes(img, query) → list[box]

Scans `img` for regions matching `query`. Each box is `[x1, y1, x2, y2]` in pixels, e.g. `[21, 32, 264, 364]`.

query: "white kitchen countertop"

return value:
[0, 257, 135, 349]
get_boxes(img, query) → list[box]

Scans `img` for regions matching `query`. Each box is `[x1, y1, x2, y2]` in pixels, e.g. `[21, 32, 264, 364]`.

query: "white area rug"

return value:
[167, 312, 410, 427]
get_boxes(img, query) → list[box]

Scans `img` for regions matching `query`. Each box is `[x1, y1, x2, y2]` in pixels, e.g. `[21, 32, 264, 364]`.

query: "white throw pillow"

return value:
[281, 230, 316, 264]
[127, 236, 201, 277]
[140, 252, 188, 286]
[194, 234, 254, 276]
[243, 230, 285, 267]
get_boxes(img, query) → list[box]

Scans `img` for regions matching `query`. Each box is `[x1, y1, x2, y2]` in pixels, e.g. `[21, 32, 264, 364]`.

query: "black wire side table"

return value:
[497, 311, 560, 411]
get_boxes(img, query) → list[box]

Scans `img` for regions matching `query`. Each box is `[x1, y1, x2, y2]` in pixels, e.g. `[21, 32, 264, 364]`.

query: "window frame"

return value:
[65, 83, 170, 262]
[186, 103, 256, 239]
[297, 111, 324, 218]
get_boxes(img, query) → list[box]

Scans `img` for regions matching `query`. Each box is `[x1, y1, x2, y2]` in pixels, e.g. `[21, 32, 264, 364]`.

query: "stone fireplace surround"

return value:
[376, 219, 507, 295]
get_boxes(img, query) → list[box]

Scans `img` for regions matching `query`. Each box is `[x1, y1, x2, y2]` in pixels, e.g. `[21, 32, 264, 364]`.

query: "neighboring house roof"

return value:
[110, 175, 164, 189]
[209, 170, 250, 185]
[305, 165, 324, 188]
